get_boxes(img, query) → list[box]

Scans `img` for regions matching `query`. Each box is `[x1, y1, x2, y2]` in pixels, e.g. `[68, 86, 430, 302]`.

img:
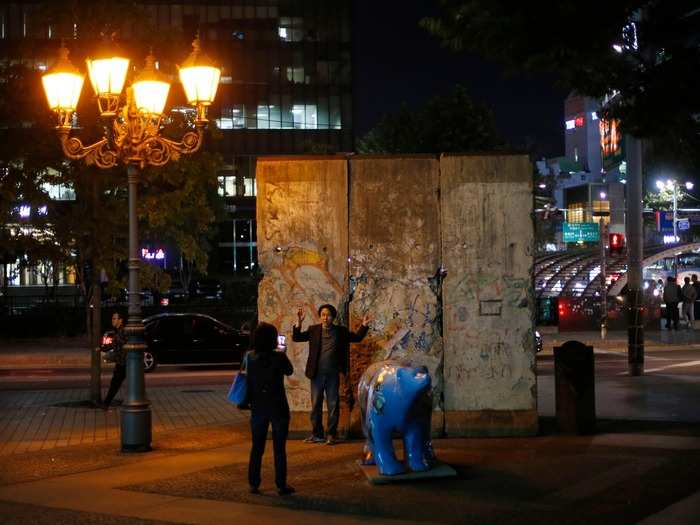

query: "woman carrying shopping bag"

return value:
[245, 322, 295, 495]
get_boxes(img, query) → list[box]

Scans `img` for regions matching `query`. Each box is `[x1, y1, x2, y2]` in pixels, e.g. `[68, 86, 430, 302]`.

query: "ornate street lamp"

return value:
[42, 37, 220, 452]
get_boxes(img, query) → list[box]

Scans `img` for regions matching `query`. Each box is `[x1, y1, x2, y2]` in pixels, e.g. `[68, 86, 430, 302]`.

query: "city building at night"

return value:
[0, 1, 353, 297]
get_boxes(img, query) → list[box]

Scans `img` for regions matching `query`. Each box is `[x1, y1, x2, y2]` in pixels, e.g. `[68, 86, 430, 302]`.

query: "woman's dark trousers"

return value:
[248, 412, 289, 490]
[104, 363, 126, 406]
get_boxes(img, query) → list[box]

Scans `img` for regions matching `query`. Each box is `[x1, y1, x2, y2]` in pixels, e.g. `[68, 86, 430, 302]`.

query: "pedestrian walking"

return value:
[692, 274, 700, 320]
[293, 304, 371, 445]
[246, 322, 295, 496]
[682, 276, 697, 329]
[663, 276, 681, 330]
[102, 311, 126, 409]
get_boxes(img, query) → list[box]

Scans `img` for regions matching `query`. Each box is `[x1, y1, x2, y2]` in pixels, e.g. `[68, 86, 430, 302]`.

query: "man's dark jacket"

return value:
[292, 323, 368, 379]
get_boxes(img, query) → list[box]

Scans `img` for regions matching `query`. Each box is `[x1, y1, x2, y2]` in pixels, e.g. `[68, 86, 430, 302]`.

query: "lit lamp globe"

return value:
[86, 42, 129, 117]
[41, 44, 84, 120]
[178, 37, 221, 118]
[132, 52, 170, 116]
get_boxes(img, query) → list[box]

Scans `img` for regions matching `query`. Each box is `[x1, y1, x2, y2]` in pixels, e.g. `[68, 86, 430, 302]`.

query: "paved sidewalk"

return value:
[0, 386, 246, 456]
[538, 328, 700, 353]
[1, 420, 700, 525]
[1, 334, 700, 524]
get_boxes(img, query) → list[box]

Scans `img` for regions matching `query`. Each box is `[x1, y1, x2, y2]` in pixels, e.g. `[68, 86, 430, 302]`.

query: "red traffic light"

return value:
[609, 233, 625, 253]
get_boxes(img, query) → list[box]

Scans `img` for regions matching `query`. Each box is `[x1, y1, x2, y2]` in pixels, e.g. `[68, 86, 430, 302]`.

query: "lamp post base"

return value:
[120, 402, 152, 452]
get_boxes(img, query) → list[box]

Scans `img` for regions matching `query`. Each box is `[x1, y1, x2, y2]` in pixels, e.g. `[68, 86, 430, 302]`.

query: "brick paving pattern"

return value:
[0, 386, 247, 455]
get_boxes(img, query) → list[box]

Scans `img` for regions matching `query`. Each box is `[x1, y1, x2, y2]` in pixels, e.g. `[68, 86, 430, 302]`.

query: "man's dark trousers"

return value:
[104, 363, 126, 406]
[666, 302, 680, 330]
[248, 412, 289, 490]
[310, 372, 339, 438]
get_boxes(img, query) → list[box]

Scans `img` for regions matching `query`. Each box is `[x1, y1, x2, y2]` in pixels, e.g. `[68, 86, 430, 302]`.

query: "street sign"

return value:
[656, 211, 674, 233]
[677, 218, 690, 231]
[563, 222, 600, 242]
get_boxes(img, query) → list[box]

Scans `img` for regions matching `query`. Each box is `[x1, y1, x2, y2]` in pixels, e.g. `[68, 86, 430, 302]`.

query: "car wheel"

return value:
[143, 350, 158, 373]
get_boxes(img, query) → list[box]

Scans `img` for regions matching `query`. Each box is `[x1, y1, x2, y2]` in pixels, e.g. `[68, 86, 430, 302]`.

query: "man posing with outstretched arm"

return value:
[293, 304, 371, 445]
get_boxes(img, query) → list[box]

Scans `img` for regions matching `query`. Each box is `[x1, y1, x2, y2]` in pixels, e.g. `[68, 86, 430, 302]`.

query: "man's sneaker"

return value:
[277, 485, 295, 496]
[325, 435, 337, 445]
[303, 435, 324, 443]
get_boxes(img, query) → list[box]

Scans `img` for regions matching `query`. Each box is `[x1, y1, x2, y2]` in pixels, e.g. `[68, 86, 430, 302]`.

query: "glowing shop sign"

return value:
[141, 248, 166, 260]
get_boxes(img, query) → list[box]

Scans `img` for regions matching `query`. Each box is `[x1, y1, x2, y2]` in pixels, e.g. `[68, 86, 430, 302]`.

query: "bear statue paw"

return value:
[378, 460, 406, 476]
[407, 458, 430, 472]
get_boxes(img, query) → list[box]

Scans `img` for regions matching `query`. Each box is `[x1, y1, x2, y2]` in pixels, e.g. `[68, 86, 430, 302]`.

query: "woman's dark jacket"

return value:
[114, 326, 127, 366]
[246, 350, 294, 416]
[292, 323, 368, 379]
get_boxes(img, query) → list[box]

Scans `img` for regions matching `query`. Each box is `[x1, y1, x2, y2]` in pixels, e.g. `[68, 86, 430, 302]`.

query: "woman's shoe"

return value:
[249, 486, 260, 495]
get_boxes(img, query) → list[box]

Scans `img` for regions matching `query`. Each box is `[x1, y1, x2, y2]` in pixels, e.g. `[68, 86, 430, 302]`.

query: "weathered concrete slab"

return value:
[439, 154, 536, 436]
[256, 154, 535, 437]
[256, 158, 349, 417]
[347, 157, 443, 434]
[356, 460, 457, 485]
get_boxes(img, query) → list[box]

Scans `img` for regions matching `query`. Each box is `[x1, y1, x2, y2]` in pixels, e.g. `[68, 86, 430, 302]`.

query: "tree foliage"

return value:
[422, 1, 700, 139]
[357, 85, 505, 154]
[0, 0, 223, 308]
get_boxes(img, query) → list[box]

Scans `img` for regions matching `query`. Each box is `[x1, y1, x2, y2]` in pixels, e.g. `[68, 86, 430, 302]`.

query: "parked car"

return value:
[163, 280, 189, 304]
[100, 313, 248, 372]
[189, 278, 223, 300]
[103, 288, 154, 306]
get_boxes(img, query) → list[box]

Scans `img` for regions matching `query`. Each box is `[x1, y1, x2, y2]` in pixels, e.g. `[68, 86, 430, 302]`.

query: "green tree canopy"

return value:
[422, 1, 700, 139]
[357, 85, 505, 154]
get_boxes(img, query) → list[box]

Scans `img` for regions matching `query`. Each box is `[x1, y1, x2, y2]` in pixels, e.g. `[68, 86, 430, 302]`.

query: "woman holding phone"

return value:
[245, 322, 295, 495]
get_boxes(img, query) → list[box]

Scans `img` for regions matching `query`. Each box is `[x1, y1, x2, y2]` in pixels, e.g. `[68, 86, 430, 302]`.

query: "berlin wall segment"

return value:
[256, 154, 536, 437]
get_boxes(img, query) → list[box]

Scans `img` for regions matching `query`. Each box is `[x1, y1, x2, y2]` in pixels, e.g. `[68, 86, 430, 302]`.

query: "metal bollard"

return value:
[554, 340, 596, 434]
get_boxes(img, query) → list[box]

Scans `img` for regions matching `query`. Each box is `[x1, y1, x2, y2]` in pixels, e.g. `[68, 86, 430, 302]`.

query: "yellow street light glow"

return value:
[178, 37, 221, 106]
[132, 52, 170, 115]
[41, 44, 84, 112]
[86, 56, 129, 96]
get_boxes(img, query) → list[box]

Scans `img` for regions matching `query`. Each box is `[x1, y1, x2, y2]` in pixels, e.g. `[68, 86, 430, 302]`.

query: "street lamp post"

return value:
[42, 37, 220, 452]
[656, 179, 694, 243]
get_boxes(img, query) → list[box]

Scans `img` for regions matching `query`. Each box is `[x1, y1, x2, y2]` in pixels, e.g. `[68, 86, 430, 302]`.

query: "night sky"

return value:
[352, 2, 567, 158]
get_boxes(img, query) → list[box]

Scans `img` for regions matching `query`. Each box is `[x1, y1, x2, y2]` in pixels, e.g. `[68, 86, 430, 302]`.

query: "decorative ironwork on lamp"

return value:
[41, 37, 220, 170]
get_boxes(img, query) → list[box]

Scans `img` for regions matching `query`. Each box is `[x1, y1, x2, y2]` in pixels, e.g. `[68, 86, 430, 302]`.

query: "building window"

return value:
[278, 17, 303, 42]
[285, 104, 317, 129]
[256, 105, 270, 129]
[41, 181, 76, 201]
[216, 105, 245, 129]
[286, 66, 306, 84]
[218, 219, 258, 274]
[592, 200, 610, 225]
[567, 203, 585, 223]
[217, 176, 236, 197]
[244, 177, 256, 197]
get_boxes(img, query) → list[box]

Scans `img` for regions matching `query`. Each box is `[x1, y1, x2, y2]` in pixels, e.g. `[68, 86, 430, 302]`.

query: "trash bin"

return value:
[553, 340, 596, 434]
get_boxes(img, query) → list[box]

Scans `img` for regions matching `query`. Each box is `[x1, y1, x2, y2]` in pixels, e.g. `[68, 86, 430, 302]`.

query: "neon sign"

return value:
[141, 248, 166, 260]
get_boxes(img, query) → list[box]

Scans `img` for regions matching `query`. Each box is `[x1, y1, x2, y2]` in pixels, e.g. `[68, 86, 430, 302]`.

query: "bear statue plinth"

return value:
[358, 361, 435, 476]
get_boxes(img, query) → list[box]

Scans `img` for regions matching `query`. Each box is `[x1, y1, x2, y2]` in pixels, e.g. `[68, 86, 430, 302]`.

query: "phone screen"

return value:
[277, 335, 287, 351]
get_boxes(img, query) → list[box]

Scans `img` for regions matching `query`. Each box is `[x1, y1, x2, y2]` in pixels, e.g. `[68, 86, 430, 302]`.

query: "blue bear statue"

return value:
[358, 361, 435, 476]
